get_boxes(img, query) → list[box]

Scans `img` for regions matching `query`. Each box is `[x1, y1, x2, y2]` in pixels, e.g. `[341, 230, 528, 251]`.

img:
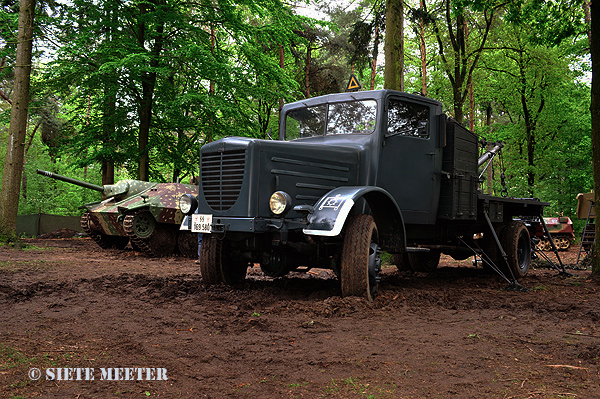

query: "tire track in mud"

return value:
[1, 266, 598, 324]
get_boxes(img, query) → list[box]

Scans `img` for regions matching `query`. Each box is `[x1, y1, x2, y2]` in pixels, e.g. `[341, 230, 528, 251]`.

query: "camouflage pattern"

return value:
[531, 216, 575, 251]
[36, 170, 198, 257]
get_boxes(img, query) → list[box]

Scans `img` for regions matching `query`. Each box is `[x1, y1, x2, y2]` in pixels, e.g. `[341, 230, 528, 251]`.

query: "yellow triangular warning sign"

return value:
[346, 74, 361, 92]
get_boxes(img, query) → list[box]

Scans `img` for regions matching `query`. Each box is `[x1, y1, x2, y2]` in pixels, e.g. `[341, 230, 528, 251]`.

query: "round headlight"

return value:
[269, 191, 292, 215]
[179, 194, 198, 215]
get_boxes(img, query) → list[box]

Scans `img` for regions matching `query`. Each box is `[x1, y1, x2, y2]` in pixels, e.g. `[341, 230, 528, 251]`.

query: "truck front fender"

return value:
[303, 186, 406, 252]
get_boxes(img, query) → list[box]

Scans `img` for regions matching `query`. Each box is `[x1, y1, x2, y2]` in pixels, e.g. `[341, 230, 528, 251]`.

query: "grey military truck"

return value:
[179, 89, 554, 300]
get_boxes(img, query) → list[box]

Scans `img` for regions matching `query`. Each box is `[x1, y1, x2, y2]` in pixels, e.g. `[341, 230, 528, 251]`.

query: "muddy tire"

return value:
[393, 253, 411, 271]
[408, 251, 441, 272]
[500, 221, 531, 278]
[199, 235, 223, 284]
[340, 214, 381, 301]
[200, 236, 248, 285]
[480, 224, 505, 272]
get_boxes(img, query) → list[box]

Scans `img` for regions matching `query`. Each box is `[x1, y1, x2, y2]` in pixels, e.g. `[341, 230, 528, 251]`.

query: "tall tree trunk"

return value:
[102, 80, 117, 185]
[468, 76, 474, 131]
[583, 0, 591, 50]
[138, 77, 154, 181]
[305, 44, 312, 98]
[0, 0, 35, 238]
[430, 0, 494, 124]
[517, 49, 545, 196]
[172, 127, 184, 183]
[279, 44, 285, 114]
[465, 21, 474, 131]
[208, 24, 215, 143]
[136, 1, 164, 181]
[485, 104, 493, 194]
[101, 5, 116, 185]
[452, 10, 466, 122]
[370, 26, 381, 91]
[21, 121, 41, 201]
[419, 0, 427, 96]
[590, 0, 600, 277]
[521, 87, 539, 196]
[384, 0, 404, 91]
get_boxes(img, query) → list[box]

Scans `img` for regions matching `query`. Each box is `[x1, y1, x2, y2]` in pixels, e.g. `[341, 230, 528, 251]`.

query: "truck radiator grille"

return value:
[201, 149, 246, 211]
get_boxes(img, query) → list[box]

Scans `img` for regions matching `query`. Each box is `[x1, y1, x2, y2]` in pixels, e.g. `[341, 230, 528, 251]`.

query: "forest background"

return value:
[0, 0, 594, 231]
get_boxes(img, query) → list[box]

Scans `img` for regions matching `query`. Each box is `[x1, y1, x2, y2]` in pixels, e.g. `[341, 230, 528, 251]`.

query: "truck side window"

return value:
[387, 100, 429, 138]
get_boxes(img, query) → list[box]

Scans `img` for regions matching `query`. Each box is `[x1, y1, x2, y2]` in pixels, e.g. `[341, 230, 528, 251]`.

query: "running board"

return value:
[406, 247, 431, 253]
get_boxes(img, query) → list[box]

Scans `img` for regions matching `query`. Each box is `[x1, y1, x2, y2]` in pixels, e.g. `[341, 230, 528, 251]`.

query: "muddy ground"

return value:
[1, 236, 599, 399]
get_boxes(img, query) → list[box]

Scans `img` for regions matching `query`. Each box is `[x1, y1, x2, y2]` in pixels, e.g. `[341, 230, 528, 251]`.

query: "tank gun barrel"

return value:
[36, 169, 104, 192]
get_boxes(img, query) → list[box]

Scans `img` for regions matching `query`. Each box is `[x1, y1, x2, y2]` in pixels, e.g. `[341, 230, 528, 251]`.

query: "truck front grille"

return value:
[201, 149, 246, 211]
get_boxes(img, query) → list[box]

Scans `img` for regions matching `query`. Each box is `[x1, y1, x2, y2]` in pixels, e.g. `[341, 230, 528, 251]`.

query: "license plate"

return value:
[191, 214, 212, 233]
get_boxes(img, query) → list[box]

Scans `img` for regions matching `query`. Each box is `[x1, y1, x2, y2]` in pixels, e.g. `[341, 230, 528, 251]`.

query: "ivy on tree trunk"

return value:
[0, 0, 35, 238]
[384, 0, 404, 91]
[591, 0, 599, 277]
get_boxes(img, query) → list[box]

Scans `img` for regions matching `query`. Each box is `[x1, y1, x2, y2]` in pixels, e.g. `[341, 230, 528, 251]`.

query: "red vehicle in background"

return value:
[531, 216, 575, 251]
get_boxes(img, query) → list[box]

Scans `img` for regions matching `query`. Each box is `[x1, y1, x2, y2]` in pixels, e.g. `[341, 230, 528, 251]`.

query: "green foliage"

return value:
[401, 0, 591, 220]
[0, 121, 102, 216]
[0, 0, 592, 225]
[43, 0, 308, 182]
[475, 20, 592, 217]
[505, 0, 588, 46]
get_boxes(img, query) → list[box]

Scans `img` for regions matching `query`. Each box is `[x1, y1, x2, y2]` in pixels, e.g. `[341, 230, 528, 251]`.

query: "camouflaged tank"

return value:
[530, 216, 575, 251]
[36, 169, 198, 257]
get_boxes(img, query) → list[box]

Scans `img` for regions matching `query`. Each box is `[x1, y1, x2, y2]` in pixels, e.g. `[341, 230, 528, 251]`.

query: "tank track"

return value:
[81, 211, 110, 249]
[124, 210, 178, 257]
[123, 212, 155, 256]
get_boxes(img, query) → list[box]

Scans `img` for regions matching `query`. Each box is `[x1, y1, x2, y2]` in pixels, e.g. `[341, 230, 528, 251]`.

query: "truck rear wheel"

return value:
[408, 251, 441, 272]
[340, 214, 381, 301]
[200, 235, 248, 285]
[500, 221, 531, 278]
[393, 253, 411, 271]
[393, 251, 441, 272]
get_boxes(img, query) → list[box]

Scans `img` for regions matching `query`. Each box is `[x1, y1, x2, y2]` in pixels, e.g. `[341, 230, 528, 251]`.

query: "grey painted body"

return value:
[184, 89, 546, 275]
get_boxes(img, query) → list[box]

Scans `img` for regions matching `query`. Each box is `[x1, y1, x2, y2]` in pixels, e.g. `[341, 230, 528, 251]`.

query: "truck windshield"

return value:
[285, 100, 377, 140]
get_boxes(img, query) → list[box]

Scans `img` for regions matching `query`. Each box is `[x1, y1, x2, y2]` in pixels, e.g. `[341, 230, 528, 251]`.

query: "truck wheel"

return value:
[199, 235, 223, 284]
[200, 235, 248, 285]
[500, 221, 531, 278]
[393, 253, 411, 271]
[480, 224, 505, 272]
[408, 251, 441, 272]
[340, 214, 381, 301]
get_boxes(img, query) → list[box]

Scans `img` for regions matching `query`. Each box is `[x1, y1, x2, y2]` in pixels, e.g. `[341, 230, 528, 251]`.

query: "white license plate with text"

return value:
[191, 214, 213, 233]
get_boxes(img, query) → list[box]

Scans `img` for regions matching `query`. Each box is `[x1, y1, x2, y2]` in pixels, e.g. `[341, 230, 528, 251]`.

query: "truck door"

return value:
[378, 97, 440, 225]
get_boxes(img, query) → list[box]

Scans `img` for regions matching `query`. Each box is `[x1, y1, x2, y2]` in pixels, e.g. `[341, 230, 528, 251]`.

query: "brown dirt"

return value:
[1, 237, 599, 399]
